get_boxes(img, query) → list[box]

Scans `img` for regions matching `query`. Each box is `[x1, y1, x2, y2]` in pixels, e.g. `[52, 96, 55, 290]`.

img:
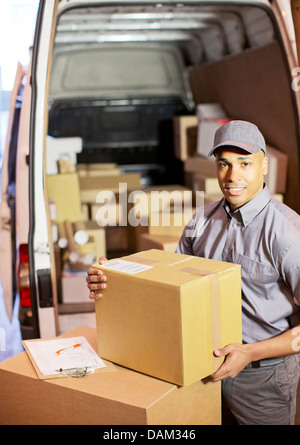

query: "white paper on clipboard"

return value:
[23, 336, 106, 377]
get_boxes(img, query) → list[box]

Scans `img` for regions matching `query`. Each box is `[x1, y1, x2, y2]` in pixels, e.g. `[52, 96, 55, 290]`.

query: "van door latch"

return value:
[35, 243, 50, 254]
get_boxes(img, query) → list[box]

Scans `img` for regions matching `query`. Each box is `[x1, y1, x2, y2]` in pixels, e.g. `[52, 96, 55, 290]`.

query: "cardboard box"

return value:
[0, 327, 221, 425]
[95, 249, 242, 386]
[79, 172, 141, 203]
[148, 208, 195, 238]
[173, 115, 198, 160]
[132, 208, 194, 253]
[84, 222, 106, 259]
[184, 155, 216, 176]
[265, 145, 288, 193]
[140, 233, 180, 252]
[46, 136, 82, 175]
[129, 185, 192, 222]
[77, 163, 120, 177]
[47, 173, 83, 223]
[196, 104, 230, 158]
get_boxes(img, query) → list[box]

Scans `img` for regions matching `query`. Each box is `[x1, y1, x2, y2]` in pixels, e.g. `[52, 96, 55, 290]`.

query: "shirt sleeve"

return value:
[280, 238, 300, 306]
[176, 223, 194, 255]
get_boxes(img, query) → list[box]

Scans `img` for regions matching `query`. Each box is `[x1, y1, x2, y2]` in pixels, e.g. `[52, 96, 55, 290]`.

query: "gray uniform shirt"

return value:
[176, 185, 300, 343]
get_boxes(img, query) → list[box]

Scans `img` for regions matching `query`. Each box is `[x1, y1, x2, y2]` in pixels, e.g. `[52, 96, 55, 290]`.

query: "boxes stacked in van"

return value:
[45, 137, 141, 312]
[45, 137, 195, 312]
[173, 103, 288, 204]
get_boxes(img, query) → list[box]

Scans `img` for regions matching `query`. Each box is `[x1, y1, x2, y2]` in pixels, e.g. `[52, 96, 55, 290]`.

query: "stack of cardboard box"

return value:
[91, 248, 242, 423]
[46, 152, 142, 331]
[128, 185, 194, 253]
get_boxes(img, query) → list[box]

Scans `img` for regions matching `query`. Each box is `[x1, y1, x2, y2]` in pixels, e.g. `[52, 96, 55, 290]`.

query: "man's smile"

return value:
[224, 185, 246, 196]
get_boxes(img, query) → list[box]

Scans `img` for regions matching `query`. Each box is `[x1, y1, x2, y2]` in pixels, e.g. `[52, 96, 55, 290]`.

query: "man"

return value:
[87, 120, 300, 425]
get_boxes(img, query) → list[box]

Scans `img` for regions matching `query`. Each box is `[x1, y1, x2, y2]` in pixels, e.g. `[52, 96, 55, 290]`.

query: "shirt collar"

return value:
[223, 184, 271, 227]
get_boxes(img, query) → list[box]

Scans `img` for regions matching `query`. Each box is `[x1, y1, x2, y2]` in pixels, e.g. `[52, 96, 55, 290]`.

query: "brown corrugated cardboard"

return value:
[95, 249, 242, 386]
[47, 172, 83, 222]
[140, 233, 180, 252]
[0, 327, 221, 425]
[148, 207, 195, 238]
[184, 155, 216, 176]
[79, 172, 141, 203]
[77, 163, 120, 177]
[173, 115, 198, 160]
[265, 145, 288, 193]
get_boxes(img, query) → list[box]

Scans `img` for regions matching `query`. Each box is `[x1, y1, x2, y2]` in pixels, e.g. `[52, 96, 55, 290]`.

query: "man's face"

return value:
[215, 146, 268, 211]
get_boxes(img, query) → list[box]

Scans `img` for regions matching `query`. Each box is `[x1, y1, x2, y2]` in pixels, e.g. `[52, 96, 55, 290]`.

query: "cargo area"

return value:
[1, 0, 300, 427]
[40, 2, 300, 336]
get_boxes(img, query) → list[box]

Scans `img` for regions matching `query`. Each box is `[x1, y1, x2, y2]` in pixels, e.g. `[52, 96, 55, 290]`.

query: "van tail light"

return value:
[19, 243, 31, 307]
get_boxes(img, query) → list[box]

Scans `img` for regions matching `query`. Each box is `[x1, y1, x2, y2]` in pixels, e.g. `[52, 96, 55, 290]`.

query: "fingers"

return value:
[99, 256, 108, 265]
[86, 256, 108, 300]
[89, 290, 104, 300]
[86, 260, 108, 300]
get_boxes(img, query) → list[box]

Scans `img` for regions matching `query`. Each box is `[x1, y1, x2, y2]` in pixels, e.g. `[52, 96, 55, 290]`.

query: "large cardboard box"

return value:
[0, 327, 221, 425]
[95, 249, 242, 386]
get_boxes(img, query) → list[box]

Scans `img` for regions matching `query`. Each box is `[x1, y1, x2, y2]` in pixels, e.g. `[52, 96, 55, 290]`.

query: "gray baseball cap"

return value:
[208, 120, 266, 156]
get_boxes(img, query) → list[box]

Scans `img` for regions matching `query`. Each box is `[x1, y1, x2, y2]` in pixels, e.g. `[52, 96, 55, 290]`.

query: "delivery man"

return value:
[86, 120, 300, 425]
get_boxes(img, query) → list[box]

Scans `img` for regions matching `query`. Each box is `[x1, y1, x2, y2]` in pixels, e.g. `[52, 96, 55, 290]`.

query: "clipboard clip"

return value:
[56, 366, 96, 378]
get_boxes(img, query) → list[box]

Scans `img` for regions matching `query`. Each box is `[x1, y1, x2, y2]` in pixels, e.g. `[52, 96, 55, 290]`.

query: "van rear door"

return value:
[28, 0, 58, 338]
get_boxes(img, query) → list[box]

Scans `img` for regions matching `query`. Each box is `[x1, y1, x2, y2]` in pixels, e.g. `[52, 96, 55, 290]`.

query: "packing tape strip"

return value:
[180, 267, 223, 373]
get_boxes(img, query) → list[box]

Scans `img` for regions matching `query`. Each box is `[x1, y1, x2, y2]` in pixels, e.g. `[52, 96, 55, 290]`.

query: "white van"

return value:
[1, 0, 300, 342]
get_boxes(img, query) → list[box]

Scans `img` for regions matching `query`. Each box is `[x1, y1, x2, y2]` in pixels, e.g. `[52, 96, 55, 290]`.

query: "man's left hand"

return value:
[210, 343, 252, 381]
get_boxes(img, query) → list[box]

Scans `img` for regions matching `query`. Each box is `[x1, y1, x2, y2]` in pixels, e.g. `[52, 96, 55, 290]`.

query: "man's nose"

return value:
[227, 165, 241, 182]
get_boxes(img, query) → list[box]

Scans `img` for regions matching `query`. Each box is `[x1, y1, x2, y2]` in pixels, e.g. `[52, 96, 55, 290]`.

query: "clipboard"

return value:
[22, 335, 116, 380]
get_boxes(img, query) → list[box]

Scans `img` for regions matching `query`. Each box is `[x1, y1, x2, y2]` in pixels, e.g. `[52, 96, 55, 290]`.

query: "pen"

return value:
[55, 343, 82, 355]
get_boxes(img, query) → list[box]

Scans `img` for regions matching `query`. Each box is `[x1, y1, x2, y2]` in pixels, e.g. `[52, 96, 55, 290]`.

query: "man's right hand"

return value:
[86, 256, 108, 300]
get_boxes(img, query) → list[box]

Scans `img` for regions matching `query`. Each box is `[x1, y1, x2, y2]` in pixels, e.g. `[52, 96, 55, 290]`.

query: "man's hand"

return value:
[210, 343, 252, 382]
[86, 256, 108, 300]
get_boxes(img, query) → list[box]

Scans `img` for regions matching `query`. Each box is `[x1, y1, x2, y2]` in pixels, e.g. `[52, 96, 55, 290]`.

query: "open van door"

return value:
[0, 63, 25, 322]
[27, 0, 58, 338]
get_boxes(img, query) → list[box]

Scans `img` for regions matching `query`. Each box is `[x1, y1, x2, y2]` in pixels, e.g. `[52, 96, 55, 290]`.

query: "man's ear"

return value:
[262, 155, 268, 176]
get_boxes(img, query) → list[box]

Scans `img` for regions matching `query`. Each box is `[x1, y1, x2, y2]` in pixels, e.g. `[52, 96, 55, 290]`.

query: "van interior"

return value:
[43, 2, 300, 333]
